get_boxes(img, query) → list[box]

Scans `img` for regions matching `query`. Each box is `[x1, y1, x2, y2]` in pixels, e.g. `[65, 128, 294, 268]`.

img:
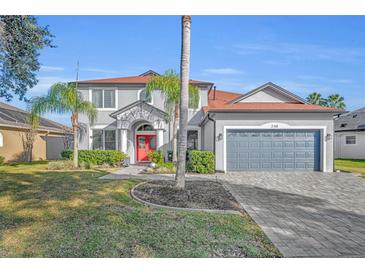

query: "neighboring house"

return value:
[0, 102, 72, 162]
[78, 70, 340, 172]
[334, 107, 365, 159]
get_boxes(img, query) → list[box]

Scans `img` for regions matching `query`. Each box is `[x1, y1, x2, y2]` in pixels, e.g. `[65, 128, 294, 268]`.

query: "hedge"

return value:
[61, 149, 128, 166]
[147, 150, 164, 165]
[186, 150, 215, 174]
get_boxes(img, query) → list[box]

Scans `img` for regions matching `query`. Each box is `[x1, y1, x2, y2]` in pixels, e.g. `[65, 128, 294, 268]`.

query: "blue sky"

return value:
[2, 16, 365, 126]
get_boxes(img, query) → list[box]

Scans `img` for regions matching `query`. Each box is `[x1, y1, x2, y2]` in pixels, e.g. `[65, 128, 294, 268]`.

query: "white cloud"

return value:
[83, 68, 120, 74]
[234, 42, 365, 63]
[40, 65, 65, 71]
[203, 68, 244, 75]
[28, 76, 73, 97]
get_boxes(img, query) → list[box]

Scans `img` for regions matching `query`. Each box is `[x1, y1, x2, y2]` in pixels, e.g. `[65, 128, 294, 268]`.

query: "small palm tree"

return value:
[146, 69, 199, 163]
[31, 82, 97, 168]
[175, 15, 192, 189]
[306, 92, 327, 106]
[327, 94, 346, 110]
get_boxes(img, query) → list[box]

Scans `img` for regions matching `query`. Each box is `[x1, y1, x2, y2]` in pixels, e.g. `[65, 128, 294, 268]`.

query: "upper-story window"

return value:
[91, 89, 116, 109]
[139, 89, 153, 104]
[188, 93, 200, 109]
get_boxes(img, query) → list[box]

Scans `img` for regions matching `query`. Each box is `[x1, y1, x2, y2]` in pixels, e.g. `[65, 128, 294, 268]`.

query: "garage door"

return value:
[226, 129, 321, 171]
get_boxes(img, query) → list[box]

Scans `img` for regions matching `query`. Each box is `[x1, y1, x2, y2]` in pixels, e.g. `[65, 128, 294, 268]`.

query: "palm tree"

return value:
[31, 82, 97, 168]
[175, 15, 192, 189]
[146, 69, 198, 163]
[327, 94, 346, 109]
[306, 92, 327, 106]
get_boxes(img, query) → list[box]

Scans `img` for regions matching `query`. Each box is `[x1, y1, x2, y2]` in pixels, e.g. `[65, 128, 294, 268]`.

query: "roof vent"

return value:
[340, 123, 347, 128]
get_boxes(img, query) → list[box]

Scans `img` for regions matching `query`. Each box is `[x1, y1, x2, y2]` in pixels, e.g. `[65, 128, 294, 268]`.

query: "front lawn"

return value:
[335, 159, 365, 176]
[0, 162, 280, 257]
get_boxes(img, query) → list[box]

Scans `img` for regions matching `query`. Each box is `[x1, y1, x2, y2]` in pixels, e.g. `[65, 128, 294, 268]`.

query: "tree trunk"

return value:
[72, 112, 79, 168]
[175, 15, 191, 189]
[172, 102, 179, 162]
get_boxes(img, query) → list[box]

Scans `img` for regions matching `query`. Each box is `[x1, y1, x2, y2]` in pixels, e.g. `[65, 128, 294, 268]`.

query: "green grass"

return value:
[335, 159, 365, 177]
[0, 162, 280, 257]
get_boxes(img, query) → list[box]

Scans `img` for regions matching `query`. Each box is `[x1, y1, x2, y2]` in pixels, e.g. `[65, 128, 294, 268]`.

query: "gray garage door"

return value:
[226, 129, 321, 171]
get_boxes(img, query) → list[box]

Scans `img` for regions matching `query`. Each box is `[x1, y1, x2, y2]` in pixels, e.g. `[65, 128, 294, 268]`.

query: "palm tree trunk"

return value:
[72, 112, 79, 168]
[175, 15, 191, 189]
[172, 102, 179, 162]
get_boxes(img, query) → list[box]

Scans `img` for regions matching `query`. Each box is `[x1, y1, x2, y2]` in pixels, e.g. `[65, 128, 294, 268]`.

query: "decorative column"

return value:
[121, 129, 128, 153]
[157, 129, 164, 149]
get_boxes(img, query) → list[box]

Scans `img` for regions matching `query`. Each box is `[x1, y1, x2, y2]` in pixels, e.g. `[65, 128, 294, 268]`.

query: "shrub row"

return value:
[61, 149, 128, 166]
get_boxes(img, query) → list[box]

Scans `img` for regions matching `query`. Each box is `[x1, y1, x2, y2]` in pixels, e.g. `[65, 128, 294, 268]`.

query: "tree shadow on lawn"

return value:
[0, 169, 281, 258]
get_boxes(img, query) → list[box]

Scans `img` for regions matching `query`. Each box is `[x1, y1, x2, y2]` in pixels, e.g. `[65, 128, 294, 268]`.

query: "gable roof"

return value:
[229, 82, 307, 104]
[0, 102, 71, 134]
[335, 107, 365, 132]
[203, 83, 343, 114]
[110, 100, 167, 119]
[77, 70, 213, 86]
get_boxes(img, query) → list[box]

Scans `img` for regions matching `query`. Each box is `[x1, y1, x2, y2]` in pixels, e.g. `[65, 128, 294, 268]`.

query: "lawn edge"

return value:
[130, 181, 242, 215]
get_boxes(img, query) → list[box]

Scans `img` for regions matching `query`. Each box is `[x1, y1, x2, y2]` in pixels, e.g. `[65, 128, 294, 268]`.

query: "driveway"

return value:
[223, 172, 365, 257]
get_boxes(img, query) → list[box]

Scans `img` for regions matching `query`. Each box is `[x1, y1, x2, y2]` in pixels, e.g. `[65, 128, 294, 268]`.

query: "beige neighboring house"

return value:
[0, 102, 72, 162]
[334, 107, 365, 159]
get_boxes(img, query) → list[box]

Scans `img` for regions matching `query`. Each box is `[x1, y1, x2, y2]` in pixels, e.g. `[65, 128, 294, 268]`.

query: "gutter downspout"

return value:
[207, 112, 216, 154]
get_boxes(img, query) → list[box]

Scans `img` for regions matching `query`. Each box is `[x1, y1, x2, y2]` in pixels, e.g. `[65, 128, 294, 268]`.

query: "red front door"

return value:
[136, 135, 157, 161]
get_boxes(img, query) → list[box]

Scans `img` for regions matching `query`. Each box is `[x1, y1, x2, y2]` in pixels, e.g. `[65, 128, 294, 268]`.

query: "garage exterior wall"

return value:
[202, 119, 214, 152]
[334, 132, 365, 159]
[212, 112, 334, 172]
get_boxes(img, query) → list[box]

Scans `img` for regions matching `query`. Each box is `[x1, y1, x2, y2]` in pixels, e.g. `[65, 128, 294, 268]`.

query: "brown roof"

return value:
[78, 75, 212, 85]
[0, 102, 71, 134]
[203, 101, 341, 113]
[208, 89, 242, 102]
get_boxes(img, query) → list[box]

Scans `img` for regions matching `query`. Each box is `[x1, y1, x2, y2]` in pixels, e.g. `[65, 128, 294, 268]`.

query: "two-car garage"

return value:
[226, 129, 321, 171]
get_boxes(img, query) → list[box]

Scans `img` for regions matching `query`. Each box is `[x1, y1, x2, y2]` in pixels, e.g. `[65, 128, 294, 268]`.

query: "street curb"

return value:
[130, 182, 242, 215]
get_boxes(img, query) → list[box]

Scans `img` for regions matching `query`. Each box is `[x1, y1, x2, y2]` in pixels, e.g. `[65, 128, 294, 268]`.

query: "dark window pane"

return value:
[92, 90, 103, 108]
[346, 136, 356, 145]
[104, 130, 116, 150]
[104, 90, 115, 108]
[149, 136, 156, 149]
[92, 129, 103, 150]
[187, 130, 198, 150]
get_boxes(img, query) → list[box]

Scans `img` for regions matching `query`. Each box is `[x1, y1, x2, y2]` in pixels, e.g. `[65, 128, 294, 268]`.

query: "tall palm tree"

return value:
[327, 94, 346, 109]
[31, 82, 97, 168]
[175, 15, 192, 189]
[306, 92, 327, 106]
[146, 69, 198, 162]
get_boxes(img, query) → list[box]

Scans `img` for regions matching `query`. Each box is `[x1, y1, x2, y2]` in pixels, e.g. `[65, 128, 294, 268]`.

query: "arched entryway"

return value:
[135, 123, 157, 162]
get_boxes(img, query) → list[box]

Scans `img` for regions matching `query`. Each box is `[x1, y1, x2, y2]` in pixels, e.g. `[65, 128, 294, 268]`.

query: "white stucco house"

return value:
[77, 70, 341, 172]
[334, 107, 365, 159]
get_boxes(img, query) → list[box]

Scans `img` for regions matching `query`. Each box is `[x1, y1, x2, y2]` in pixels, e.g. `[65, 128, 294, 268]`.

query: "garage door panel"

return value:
[227, 129, 320, 171]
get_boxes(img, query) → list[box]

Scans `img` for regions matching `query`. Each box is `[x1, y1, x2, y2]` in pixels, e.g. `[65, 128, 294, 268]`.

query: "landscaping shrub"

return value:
[187, 150, 215, 174]
[0, 156, 5, 166]
[60, 149, 128, 166]
[61, 149, 73, 160]
[47, 160, 74, 170]
[147, 150, 164, 165]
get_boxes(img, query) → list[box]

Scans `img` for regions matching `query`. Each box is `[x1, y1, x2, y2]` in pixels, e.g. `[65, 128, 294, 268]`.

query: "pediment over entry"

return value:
[110, 100, 168, 130]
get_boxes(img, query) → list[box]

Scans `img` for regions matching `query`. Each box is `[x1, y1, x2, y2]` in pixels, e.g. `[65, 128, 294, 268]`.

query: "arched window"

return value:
[137, 124, 154, 131]
[0, 131, 3, 147]
[139, 89, 153, 104]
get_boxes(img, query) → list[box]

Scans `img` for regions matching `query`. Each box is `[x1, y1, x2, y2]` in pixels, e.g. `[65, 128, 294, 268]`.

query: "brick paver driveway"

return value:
[223, 172, 365, 257]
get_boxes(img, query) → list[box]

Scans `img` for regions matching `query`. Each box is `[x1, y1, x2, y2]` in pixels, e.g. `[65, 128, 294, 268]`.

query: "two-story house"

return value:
[78, 70, 340, 172]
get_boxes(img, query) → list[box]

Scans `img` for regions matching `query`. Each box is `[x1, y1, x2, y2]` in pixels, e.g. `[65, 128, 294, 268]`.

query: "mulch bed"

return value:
[132, 180, 241, 211]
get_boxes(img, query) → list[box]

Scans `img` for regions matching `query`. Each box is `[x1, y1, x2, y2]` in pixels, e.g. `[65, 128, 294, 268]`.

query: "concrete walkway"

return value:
[101, 166, 365, 257]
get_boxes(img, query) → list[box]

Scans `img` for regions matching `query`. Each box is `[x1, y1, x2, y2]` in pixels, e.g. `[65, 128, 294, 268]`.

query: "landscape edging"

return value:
[130, 181, 242, 215]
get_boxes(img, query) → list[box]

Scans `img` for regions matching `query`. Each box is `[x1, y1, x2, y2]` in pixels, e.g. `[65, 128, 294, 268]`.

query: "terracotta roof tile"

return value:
[203, 101, 342, 113]
[208, 89, 242, 101]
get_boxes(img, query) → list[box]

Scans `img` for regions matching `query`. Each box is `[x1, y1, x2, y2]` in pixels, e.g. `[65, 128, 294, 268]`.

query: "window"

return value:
[187, 130, 199, 150]
[137, 124, 154, 131]
[92, 129, 116, 150]
[345, 136, 356, 145]
[104, 130, 116, 150]
[139, 89, 152, 104]
[91, 89, 116, 109]
[92, 129, 103, 150]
